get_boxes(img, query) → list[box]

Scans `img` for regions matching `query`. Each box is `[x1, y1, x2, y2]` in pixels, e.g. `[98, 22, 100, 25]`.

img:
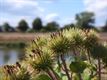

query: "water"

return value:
[0, 48, 25, 66]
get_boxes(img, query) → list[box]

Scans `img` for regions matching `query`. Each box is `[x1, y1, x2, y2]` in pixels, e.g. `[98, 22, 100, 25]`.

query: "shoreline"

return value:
[0, 32, 106, 42]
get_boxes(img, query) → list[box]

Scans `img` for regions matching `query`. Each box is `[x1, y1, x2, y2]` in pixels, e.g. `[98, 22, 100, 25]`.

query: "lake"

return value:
[0, 48, 25, 66]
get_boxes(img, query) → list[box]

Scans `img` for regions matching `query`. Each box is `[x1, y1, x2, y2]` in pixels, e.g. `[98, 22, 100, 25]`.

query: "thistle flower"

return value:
[62, 28, 85, 50]
[16, 62, 21, 68]
[26, 45, 55, 73]
[49, 33, 71, 55]
[84, 30, 99, 50]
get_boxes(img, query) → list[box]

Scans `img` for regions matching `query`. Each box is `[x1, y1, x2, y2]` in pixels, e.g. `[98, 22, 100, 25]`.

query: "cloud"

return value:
[0, 0, 45, 27]
[44, 13, 59, 23]
[0, 0, 45, 16]
[4, 0, 38, 8]
[44, 1, 54, 3]
[44, 13, 75, 27]
[0, 12, 32, 27]
[59, 17, 75, 27]
[83, 0, 107, 17]
[43, 0, 57, 3]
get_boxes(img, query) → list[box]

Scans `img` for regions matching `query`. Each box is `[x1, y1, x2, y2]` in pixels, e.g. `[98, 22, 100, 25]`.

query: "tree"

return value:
[17, 20, 29, 32]
[61, 23, 75, 30]
[102, 20, 107, 32]
[0, 25, 3, 32]
[44, 21, 59, 31]
[32, 18, 43, 31]
[2, 22, 13, 32]
[75, 11, 95, 29]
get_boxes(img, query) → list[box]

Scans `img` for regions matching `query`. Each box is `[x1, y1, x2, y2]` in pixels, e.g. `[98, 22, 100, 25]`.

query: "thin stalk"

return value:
[72, 49, 77, 57]
[98, 58, 101, 80]
[60, 54, 71, 80]
[87, 52, 92, 64]
[71, 72, 73, 80]
[78, 73, 83, 80]
[46, 69, 58, 80]
[57, 56, 61, 71]
[50, 67, 59, 80]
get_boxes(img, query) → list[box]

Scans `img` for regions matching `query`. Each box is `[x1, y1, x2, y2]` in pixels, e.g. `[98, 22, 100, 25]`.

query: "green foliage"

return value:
[32, 18, 43, 31]
[69, 60, 88, 73]
[103, 57, 107, 66]
[101, 20, 107, 32]
[17, 20, 29, 32]
[0, 42, 26, 48]
[33, 74, 51, 80]
[89, 43, 107, 59]
[44, 21, 59, 32]
[61, 24, 75, 30]
[76, 11, 95, 29]
[27, 29, 36, 33]
[2, 22, 14, 32]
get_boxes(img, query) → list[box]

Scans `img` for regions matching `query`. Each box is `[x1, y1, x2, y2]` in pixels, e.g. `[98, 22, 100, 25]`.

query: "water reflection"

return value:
[0, 48, 25, 66]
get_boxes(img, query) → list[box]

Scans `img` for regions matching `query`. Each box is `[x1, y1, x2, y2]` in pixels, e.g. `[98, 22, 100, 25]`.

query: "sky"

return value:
[0, 0, 107, 27]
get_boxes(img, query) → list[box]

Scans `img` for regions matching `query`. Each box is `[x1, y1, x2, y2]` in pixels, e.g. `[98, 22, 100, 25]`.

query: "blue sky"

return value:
[0, 0, 107, 27]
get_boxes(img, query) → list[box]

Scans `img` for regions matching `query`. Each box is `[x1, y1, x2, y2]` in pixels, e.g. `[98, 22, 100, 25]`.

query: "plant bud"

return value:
[16, 62, 21, 68]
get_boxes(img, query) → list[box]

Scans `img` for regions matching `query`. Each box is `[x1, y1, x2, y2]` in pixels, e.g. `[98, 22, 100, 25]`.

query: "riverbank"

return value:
[0, 32, 107, 41]
[0, 33, 49, 42]
[0, 32, 107, 48]
[0, 33, 49, 48]
[0, 41, 26, 49]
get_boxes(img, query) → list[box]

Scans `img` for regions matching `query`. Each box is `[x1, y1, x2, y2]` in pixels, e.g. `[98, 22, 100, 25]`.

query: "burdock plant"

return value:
[1, 28, 107, 80]
[26, 37, 58, 80]
[49, 32, 72, 80]
[2, 62, 31, 80]
[84, 30, 107, 80]
[62, 28, 85, 56]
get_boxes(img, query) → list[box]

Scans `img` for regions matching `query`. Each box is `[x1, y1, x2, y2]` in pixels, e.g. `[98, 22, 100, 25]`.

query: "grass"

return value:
[0, 33, 50, 48]
[0, 41, 26, 48]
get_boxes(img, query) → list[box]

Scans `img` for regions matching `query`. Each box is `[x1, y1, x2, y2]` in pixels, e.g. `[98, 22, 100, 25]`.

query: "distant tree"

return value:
[75, 11, 95, 29]
[32, 18, 43, 31]
[102, 20, 107, 32]
[27, 28, 36, 33]
[44, 21, 59, 31]
[0, 25, 3, 32]
[17, 20, 29, 32]
[2, 22, 13, 32]
[61, 23, 75, 30]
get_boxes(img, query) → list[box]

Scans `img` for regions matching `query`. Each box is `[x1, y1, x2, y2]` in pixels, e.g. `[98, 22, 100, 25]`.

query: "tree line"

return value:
[0, 18, 60, 32]
[0, 11, 107, 32]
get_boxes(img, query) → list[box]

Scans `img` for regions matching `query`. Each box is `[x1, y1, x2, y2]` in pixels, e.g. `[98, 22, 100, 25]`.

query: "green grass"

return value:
[0, 41, 26, 48]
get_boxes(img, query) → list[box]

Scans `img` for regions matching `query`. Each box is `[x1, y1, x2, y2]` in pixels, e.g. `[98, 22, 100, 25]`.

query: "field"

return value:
[0, 32, 107, 42]
[0, 33, 50, 43]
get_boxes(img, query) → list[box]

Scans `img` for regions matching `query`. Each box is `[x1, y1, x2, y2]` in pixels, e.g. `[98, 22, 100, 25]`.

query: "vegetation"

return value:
[2, 22, 14, 32]
[101, 20, 107, 32]
[75, 11, 95, 29]
[0, 28, 107, 80]
[0, 42, 26, 48]
[32, 18, 43, 31]
[1, 11, 105, 33]
[17, 20, 29, 32]
[43, 21, 59, 32]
